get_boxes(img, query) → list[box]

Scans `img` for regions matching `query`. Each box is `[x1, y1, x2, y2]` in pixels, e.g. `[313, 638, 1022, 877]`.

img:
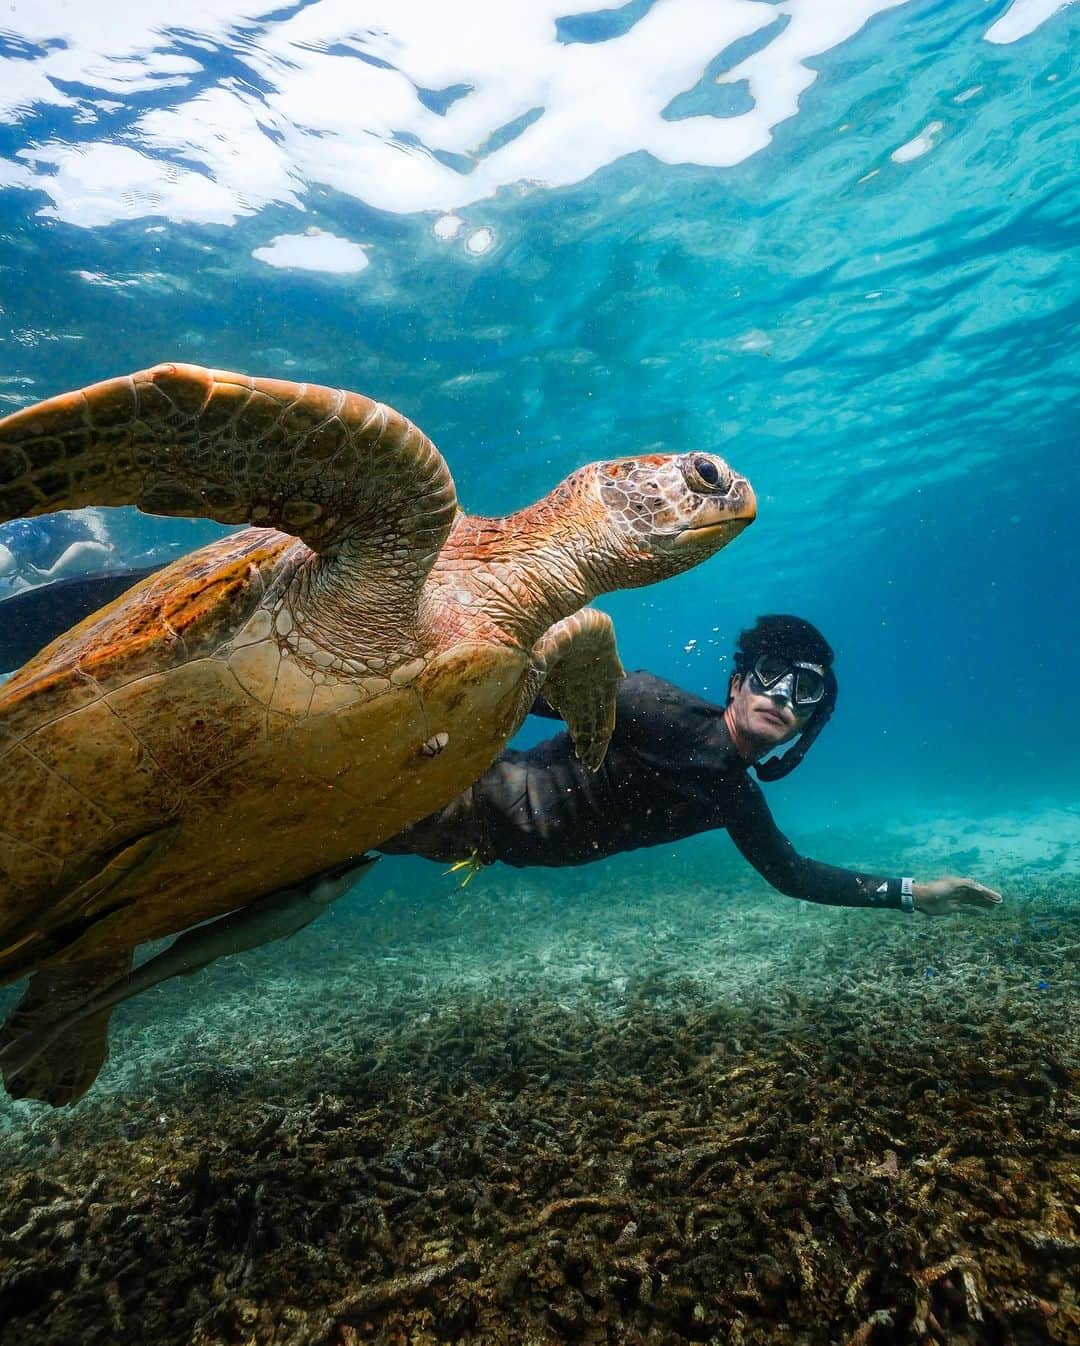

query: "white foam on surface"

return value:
[0, 0, 990, 229]
[251, 229, 370, 274]
[984, 0, 1076, 43]
[16, 142, 248, 226]
[0, 159, 31, 189]
[1, 0, 1071, 229]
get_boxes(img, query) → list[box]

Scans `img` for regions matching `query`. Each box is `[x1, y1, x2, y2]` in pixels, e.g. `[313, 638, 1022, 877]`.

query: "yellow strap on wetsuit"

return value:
[444, 851, 485, 888]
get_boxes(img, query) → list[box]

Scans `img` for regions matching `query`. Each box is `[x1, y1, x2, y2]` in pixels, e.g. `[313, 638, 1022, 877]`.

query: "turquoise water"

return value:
[1, 0, 1076, 829]
[0, 3, 1077, 1341]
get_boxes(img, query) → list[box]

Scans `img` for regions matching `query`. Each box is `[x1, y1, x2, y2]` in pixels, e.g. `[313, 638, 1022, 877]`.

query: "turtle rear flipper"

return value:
[0, 859, 375, 1105]
[0, 951, 132, 1105]
[0, 826, 180, 981]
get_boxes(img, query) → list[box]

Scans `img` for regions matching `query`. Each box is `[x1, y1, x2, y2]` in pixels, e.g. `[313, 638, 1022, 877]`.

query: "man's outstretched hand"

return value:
[913, 877, 1003, 916]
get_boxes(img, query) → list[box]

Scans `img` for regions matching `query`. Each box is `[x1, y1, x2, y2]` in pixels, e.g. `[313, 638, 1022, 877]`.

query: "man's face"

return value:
[728, 668, 813, 749]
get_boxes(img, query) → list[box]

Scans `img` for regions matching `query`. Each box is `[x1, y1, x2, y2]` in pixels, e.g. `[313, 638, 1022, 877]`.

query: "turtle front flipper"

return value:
[0, 951, 133, 1105]
[0, 364, 458, 589]
[532, 608, 624, 771]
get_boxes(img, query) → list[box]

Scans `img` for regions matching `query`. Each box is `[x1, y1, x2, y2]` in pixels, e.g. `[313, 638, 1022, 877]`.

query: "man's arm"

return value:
[725, 774, 1001, 915]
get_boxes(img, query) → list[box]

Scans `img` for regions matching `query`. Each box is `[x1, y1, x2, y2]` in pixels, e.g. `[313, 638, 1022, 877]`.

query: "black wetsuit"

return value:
[385, 671, 909, 911]
[0, 567, 159, 670]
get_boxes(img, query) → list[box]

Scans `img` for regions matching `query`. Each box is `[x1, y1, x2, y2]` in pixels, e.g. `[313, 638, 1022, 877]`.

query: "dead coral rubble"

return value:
[0, 977, 1077, 1346]
[1, 871, 1077, 1344]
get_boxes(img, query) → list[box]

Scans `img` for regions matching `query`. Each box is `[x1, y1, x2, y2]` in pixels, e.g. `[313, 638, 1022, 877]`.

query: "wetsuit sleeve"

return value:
[726, 774, 905, 910]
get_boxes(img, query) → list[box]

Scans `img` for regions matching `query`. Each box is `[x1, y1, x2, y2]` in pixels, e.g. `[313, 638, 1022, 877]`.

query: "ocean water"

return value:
[0, 2, 1077, 1343]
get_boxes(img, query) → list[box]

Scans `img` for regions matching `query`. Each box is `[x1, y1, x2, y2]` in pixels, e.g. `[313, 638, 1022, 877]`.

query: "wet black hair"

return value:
[730, 614, 838, 781]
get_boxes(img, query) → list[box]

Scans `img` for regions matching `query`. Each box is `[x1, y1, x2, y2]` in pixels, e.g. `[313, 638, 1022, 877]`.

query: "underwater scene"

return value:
[0, 0, 1077, 1342]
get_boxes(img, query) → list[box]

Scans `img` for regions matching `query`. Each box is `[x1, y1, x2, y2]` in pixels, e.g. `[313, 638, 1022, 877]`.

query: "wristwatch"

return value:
[900, 876, 915, 914]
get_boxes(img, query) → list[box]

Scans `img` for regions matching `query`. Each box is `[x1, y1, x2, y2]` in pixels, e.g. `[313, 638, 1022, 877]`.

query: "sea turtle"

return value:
[0, 363, 756, 1106]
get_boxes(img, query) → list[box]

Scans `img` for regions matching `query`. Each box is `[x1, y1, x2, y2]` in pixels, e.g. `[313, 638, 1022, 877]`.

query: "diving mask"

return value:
[749, 654, 826, 710]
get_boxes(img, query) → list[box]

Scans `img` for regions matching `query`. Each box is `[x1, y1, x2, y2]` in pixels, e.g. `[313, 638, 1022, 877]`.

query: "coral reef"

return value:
[0, 842, 1076, 1345]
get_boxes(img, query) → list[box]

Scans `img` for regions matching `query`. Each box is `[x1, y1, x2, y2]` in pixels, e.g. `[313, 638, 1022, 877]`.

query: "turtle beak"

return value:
[674, 475, 757, 548]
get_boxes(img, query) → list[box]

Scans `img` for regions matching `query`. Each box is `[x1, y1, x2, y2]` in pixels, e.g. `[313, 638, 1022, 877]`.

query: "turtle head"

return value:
[586, 452, 757, 585]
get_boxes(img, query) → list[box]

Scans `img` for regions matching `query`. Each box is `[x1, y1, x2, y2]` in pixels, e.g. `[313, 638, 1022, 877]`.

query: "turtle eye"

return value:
[683, 455, 731, 493]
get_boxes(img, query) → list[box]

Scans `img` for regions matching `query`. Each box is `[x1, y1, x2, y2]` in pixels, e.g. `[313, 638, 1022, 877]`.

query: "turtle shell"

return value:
[0, 528, 531, 979]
